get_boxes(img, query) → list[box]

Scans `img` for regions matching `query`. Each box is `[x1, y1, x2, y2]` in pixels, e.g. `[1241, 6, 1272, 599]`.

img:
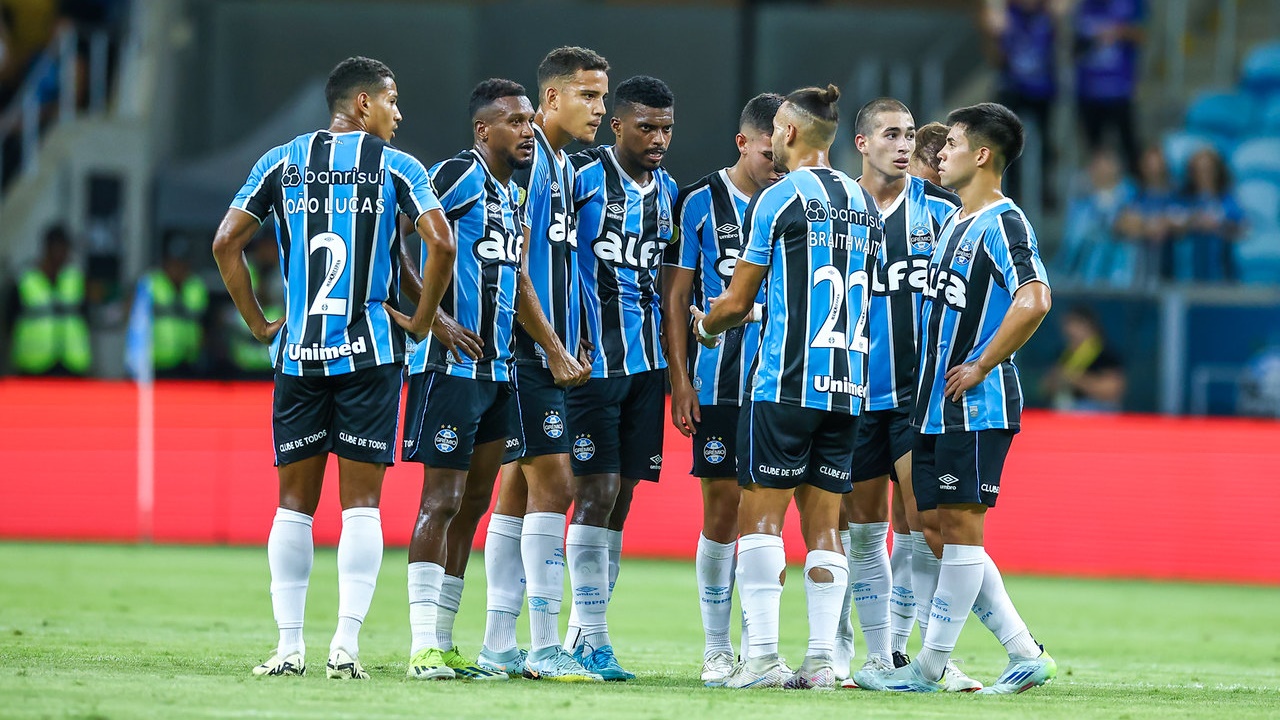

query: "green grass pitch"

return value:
[1, 542, 1277, 719]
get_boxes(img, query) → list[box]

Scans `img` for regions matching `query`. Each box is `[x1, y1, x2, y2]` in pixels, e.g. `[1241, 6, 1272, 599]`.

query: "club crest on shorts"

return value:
[543, 412, 564, 439]
[703, 437, 727, 465]
[434, 426, 459, 453]
[573, 435, 595, 461]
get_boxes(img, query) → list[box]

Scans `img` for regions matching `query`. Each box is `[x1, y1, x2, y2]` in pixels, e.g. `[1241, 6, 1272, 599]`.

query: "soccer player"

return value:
[692, 84, 881, 690]
[562, 75, 678, 681]
[476, 46, 609, 683]
[402, 79, 583, 681]
[213, 56, 453, 680]
[662, 92, 783, 683]
[907, 122, 949, 186]
[837, 99, 972, 689]
[853, 103, 1057, 694]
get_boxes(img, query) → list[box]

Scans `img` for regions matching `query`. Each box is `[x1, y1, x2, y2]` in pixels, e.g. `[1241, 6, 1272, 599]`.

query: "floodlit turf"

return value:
[1, 543, 1277, 719]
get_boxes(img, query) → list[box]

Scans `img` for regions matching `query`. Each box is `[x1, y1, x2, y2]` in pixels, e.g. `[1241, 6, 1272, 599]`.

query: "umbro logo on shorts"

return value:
[939, 473, 959, 490]
[649, 454, 663, 470]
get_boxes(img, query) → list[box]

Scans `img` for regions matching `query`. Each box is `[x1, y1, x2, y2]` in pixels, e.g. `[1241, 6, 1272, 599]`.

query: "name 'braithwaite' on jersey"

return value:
[409, 150, 523, 383]
[913, 197, 1049, 434]
[573, 146, 678, 378]
[740, 167, 882, 414]
[231, 130, 440, 377]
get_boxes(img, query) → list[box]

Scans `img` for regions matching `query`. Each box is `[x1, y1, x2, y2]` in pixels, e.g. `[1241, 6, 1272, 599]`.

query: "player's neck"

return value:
[957, 174, 1004, 218]
[613, 149, 652, 186]
[726, 161, 761, 197]
[859, 170, 906, 210]
[474, 144, 514, 185]
[786, 146, 830, 171]
[328, 113, 363, 135]
[535, 112, 572, 156]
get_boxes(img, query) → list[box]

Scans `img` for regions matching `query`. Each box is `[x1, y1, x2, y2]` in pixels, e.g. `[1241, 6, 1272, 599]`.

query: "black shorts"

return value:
[691, 404, 743, 479]
[912, 429, 1015, 512]
[402, 371, 519, 471]
[272, 363, 402, 466]
[566, 369, 665, 481]
[505, 364, 571, 463]
[737, 400, 857, 494]
[850, 406, 915, 483]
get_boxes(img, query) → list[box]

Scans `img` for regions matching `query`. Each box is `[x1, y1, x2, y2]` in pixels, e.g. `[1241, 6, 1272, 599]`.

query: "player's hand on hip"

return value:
[944, 359, 990, 402]
[669, 381, 700, 437]
[432, 313, 483, 363]
[383, 302, 432, 337]
[252, 317, 284, 344]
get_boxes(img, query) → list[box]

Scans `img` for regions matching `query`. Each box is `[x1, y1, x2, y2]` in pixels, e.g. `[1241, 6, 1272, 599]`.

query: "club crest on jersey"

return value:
[910, 223, 935, 252]
[703, 438, 727, 465]
[281, 164, 302, 188]
[658, 208, 672, 236]
[434, 426, 460, 453]
[543, 412, 564, 439]
[691, 377, 703, 392]
[573, 435, 595, 461]
[955, 239, 976, 265]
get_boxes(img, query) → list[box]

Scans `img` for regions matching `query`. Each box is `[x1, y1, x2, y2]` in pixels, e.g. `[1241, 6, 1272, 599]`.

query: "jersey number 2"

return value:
[307, 232, 348, 316]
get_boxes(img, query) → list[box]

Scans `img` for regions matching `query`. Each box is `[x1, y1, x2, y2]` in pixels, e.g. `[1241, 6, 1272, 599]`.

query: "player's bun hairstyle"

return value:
[912, 122, 950, 172]
[740, 93, 784, 135]
[614, 75, 674, 113]
[946, 102, 1024, 173]
[469, 78, 528, 119]
[854, 97, 911, 138]
[537, 46, 610, 89]
[784, 84, 840, 145]
[325, 56, 395, 114]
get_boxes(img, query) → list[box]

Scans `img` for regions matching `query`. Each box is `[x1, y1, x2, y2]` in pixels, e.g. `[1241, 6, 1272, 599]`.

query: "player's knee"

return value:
[806, 566, 835, 584]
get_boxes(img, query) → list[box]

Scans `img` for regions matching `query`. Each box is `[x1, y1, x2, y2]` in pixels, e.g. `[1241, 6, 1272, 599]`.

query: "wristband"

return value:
[696, 318, 722, 346]
[748, 302, 764, 323]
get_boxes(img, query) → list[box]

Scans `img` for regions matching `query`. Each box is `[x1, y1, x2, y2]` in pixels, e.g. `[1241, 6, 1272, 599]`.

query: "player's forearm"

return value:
[975, 282, 1051, 372]
[398, 234, 423, 305]
[662, 267, 694, 388]
[212, 214, 268, 333]
[703, 291, 752, 336]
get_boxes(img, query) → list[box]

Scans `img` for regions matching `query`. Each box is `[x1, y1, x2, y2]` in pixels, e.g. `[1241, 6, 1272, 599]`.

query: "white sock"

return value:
[607, 529, 623, 602]
[849, 522, 892, 661]
[522, 512, 566, 653]
[407, 562, 445, 655]
[972, 551, 1041, 658]
[736, 533, 785, 659]
[267, 507, 313, 658]
[835, 529, 855, 650]
[331, 507, 382, 657]
[910, 531, 940, 638]
[916, 544, 985, 681]
[804, 549, 849, 660]
[696, 534, 736, 657]
[483, 513, 524, 653]
[566, 524, 611, 651]
[889, 532, 915, 654]
[436, 574, 464, 650]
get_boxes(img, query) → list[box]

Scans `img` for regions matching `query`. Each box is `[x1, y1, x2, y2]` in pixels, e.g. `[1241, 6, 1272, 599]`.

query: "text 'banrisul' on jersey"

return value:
[739, 167, 883, 415]
[408, 150, 522, 383]
[665, 169, 764, 406]
[231, 130, 440, 377]
[913, 197, 1050, 434]
[863, 175, 959, 411]
[573, 146, 678, 378]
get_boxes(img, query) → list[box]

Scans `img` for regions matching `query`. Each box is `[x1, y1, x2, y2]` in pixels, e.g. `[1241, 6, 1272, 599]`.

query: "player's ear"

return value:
[356, 91, 371, 117]
[975, 145, 991, 168]
[544, 85, 558, 111]
[854, 133, 868, 154]
[610, 116, 621, 138]
[785, 123, 798, 146]
[475, 118, 487, 142]
[735, 133, 748, 155]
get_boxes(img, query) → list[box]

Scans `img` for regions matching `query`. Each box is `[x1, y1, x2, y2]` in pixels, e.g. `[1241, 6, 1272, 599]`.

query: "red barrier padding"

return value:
[1, 379, 1277, 584]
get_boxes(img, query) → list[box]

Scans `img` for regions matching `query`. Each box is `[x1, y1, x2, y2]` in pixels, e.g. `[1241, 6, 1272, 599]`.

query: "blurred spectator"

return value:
[1176, 147, 1243, 282]
[982, 0, 1068, 206]
[4, 224, 91, 375]
[1073, 0, 1145, 176]
[220, 231, 281, 378]
[141, 233, 208, 378]
[1058, 148, 1134, 283]
[908, 121, 949, 185]
[1115, 145, 1181, 285]
[1041, 305, 1126, 412]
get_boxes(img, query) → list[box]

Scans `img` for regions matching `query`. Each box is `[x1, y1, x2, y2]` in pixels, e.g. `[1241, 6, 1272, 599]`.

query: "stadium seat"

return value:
[1236, 179, 1280, 230]
[1185, 91, 1256, 138]
[1230, 138, 1280, 183]
[1164, 131, 1220, 185]
[1241, 41, 1280, 93]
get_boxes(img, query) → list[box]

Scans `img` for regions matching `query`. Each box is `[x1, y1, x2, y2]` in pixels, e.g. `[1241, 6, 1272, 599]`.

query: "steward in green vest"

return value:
[228, 261, 281, 376]
[8, 227, 91, 375]
[149, 250, 209, 377]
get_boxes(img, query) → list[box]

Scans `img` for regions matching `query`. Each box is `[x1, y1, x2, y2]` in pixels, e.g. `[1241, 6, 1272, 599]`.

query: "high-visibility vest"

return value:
[149, 270, 208, 371]
[229, 264, 279, 373]
[10, 267, 92, 374]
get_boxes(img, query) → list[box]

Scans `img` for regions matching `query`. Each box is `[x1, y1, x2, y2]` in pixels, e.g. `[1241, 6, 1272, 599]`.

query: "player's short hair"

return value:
[946, 102, 1024, 173]
[469, 78, 527, 119]
[536, 46, 610, 90]
[783, 84, 841, 145]
[912, 122, 949, 172]
[614, 75, 674, 115]
[854, 97, 911, 138]
[325, 56, 395, 114]
[739, 93, 784, 135]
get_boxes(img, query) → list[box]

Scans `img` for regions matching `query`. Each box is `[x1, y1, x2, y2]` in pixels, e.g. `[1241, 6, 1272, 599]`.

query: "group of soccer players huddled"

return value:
[211, 45, 1056, 695]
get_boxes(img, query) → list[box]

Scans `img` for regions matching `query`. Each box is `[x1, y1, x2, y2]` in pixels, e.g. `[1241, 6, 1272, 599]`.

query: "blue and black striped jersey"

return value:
[231, 130, 440, 377]
[512, 125, 580, 367]
[863, 176, 959, 410]
[664, 169, 763, 406]
[408, 150, 522, 383]
[913, 197, 1050, 434]
[740, 167, 882, 415]
[572, 146, 678, 378]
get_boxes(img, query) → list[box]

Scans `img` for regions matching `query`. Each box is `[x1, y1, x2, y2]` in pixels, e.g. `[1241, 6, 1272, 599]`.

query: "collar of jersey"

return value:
[956, 195, 1012, 224]
[468, 148, 515, 204]
[717, 168, 752, 205]
[854, 173, 913, 218]
[533, 124, 569, 171]
[606, 146, 657, 195]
